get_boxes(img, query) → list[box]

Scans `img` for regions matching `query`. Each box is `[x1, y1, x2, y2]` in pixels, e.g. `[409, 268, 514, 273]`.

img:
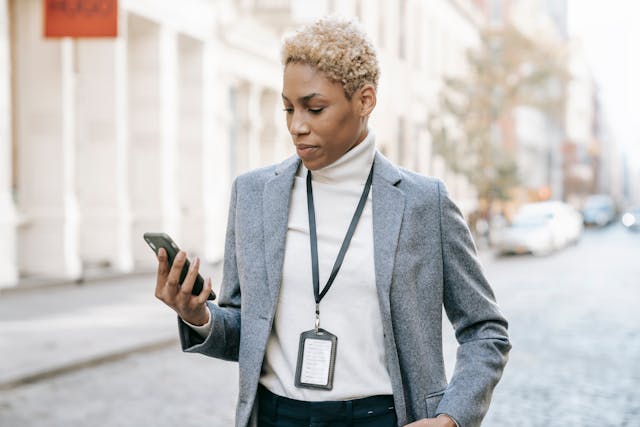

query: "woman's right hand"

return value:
[154, 248, 212, 326]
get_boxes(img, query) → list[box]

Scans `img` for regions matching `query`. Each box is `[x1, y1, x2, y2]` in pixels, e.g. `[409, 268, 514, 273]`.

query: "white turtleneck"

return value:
[189, 130, 393, 401]
[261, 131, 392, 400]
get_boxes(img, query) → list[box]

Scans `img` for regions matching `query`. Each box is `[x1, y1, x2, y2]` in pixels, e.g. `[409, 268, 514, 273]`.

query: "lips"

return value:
[295, 144, 318, 157]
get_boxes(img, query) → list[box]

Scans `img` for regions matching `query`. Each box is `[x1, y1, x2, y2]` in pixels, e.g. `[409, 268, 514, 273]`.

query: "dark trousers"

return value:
[257, 385, 398, 427]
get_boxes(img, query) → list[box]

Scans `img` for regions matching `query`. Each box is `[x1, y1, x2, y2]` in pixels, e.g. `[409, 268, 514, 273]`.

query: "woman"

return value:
[155, 17, 510, 427]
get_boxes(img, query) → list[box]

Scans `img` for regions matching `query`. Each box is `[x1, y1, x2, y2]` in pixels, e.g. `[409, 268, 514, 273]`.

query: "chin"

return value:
[301, 159, 326, 171]
[301, 160, 319, 170]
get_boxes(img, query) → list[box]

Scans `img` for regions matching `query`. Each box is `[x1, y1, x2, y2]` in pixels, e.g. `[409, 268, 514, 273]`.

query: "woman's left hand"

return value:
[404, 414, 456, 427]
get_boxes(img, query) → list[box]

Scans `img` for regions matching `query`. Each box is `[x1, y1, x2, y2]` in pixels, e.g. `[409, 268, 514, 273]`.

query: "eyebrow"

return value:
[281, 93, 321, 103]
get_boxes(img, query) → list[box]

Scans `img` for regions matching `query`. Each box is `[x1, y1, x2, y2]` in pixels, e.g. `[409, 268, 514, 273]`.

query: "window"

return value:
[378, 0, 386, 48]
[397, 117, 406, 165]
[228, 86, 238, 179]
[398, 0, 406, 59]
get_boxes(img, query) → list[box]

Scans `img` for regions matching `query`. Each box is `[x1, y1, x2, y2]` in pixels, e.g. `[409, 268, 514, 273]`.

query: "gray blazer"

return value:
[178, 152, 511, 427]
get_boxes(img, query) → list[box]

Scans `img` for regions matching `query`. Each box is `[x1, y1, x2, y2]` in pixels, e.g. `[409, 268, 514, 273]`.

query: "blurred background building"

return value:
[0, 0, 633, 287]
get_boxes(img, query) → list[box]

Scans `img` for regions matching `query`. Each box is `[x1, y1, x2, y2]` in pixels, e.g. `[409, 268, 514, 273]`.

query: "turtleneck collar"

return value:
[298, 129, 376, 185]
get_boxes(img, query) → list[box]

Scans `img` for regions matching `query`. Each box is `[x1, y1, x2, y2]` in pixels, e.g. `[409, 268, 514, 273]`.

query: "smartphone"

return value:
[143, 232, 216, 301]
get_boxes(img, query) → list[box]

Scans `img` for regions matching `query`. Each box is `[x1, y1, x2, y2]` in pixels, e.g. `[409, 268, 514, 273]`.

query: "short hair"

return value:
[281, 17, 380, 98]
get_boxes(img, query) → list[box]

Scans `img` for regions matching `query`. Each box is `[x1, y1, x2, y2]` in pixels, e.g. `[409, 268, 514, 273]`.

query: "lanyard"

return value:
[306, 161, 375, 329]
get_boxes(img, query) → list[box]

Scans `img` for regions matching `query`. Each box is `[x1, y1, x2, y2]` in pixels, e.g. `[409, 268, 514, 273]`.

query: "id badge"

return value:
[294, 328, 337, 390]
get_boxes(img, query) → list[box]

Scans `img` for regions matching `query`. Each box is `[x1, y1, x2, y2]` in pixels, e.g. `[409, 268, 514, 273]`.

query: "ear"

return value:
[355, 84, 377, 117]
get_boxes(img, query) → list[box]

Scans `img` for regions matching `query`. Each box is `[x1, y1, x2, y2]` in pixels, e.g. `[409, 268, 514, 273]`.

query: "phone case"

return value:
[143, 232, 215, 301]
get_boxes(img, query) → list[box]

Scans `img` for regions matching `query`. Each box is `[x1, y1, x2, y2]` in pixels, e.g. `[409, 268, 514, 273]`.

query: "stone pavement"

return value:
[1, 227, 639, 426]
[0, 262, 222, 390]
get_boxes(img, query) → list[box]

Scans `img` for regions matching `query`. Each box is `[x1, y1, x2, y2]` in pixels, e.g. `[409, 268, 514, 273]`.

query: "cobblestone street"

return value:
[480, 225, 640, 427]
[0, 225, 638, 427]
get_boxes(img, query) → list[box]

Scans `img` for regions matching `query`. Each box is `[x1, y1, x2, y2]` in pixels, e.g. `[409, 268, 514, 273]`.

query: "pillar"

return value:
[159, 26, 180, 238]
[202, 40, 229, 262]
[74, 9, 133, 273]
[177, 34, 204, 255]
[14, 0, 82, 279]
[114, 10, 133, 272]
[128, 15, 162, 267]
[0, 0, 17, 286]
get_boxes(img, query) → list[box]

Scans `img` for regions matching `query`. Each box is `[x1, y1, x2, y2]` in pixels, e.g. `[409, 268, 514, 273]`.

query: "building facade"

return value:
[1, 0, 483, 287]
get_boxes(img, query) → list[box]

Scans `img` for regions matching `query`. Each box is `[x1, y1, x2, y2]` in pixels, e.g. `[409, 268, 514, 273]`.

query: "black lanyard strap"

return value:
[306, 161, 375, 311]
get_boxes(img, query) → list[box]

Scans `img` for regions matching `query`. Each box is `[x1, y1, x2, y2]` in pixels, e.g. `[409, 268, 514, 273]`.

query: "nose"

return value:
[289, 111, 310, 137]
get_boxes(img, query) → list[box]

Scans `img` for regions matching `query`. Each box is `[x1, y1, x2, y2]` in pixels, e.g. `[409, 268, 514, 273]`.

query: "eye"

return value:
[282, 107, 293, 114]
[308, 107, 324, 114]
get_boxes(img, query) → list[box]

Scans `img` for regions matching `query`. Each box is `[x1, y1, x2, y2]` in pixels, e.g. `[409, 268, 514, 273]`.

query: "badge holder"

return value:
[294, 324, 338, 390]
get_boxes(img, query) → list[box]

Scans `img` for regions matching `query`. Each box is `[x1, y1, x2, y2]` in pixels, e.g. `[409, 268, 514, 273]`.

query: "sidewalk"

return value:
[0, 262, 222, 390]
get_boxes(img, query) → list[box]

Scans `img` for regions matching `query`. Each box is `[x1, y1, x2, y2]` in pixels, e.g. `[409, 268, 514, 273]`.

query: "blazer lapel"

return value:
[372, 152, 405, 307]
[263, 156, 300, 304]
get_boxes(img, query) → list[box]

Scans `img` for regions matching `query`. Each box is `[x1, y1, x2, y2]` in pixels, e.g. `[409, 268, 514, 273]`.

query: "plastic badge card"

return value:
[294, 328, 337, 390]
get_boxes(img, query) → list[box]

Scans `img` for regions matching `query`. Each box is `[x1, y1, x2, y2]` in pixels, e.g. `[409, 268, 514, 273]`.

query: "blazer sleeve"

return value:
[434, 181, 511, 427]
[177, 179, 242, 362]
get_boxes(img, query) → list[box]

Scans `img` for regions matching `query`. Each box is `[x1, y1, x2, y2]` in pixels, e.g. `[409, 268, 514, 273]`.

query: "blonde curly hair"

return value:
[281, 17, 380, 98]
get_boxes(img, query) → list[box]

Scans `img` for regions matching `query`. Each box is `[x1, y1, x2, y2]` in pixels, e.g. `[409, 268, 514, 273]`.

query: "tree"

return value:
[428, 24, 568, 236]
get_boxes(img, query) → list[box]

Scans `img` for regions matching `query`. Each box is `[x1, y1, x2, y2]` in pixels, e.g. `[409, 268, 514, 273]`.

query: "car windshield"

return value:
[512, 213, 551, 227]
[585, 204, 610, 212]
[584, 196, 612, 209]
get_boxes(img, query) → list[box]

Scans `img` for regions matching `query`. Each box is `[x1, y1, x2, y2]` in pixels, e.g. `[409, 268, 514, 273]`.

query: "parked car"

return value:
[621, 206, 640, 232]
[492, 201, 583, 256]
[582, 194, 616, 227]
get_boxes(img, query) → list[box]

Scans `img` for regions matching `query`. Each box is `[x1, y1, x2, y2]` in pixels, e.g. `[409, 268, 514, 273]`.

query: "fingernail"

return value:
[193, 256, 200, 268]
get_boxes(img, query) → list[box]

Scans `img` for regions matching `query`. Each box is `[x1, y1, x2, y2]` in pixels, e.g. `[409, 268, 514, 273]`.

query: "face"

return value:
[282, 63, 375, 170]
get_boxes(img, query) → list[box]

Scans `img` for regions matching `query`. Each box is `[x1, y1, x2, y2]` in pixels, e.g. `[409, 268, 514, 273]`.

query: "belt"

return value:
[258, 384, 395, 420]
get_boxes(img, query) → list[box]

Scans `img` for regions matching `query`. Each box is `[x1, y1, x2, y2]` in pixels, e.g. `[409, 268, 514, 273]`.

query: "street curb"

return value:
[0, 259, 222, 296]
[0, 270, 157, 296]
[0, 337, 179, 391]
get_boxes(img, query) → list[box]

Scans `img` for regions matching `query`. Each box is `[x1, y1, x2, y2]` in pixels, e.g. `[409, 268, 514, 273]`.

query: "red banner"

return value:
[44, 0, 118, 38]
